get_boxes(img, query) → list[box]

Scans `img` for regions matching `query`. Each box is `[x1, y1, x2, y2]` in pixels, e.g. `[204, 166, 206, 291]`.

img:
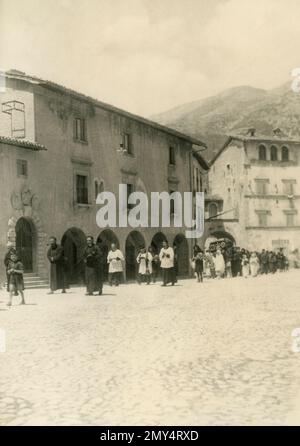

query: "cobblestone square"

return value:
[1, 270, 300, 426]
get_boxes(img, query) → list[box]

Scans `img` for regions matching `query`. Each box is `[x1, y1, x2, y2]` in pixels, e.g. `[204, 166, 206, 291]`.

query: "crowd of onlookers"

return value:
[191, 244, 299, 282]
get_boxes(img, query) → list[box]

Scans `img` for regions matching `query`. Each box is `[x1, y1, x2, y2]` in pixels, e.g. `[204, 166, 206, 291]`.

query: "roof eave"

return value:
[209, 136, 234, 166]
[0, 136, 46, 151]
[4, 71, 207, 148]
[192, 150, 210, 170]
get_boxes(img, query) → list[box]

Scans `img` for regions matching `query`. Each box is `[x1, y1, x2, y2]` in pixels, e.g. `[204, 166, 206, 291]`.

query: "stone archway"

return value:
[150, 232, 168, 255]
[61, 227, 86, 284]
[97, 229, 120, 282]
[125, 231, 146, 281]
[150, 232, 168, 280]
[7, 212, 47, 278]
[15, 218, 35, 272]
[173, 233, 189, 277]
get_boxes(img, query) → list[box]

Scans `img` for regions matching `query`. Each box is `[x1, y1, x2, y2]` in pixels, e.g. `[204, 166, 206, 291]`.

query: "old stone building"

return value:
[206, 129, 300, 254]
[0, 70, 208, 285]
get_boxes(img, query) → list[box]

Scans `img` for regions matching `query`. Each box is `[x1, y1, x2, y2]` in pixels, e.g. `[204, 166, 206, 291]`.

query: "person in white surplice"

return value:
[136, 247, 153, 285]
[107, 243, 124, 286]
[159, 241, 175, 286]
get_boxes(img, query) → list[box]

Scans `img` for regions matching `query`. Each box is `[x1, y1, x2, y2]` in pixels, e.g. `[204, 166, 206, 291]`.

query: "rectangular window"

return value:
[255, 179, 269, 195]
[127, 183, 134, 210]
[122, 133, 132, 154]
[74, 118, 87, 142]
[76, 174, 88, 204]
[256, 211, 269, 227]
[169, 190, 175, 215]
[259, 214, 267, 227]
[17, 159, 28, 177]
[169, 146, 176, 165]
[282, 180, 296, 196]
[284, 211, 297, 227]
[286, 213, 295, 227]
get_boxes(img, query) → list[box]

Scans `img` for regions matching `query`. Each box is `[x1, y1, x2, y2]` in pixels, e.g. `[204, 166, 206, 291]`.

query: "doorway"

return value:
[61, 227, 86, 284]
[125, 231, 145, 281]
[15, 217, 34, 272]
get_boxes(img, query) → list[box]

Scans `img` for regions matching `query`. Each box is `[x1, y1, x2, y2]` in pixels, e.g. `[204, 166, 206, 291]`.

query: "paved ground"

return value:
[0, 270, 300, 426]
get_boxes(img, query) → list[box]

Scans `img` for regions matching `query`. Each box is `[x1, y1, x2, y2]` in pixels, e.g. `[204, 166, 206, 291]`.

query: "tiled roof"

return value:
[3, 70, 207, 148]
[0, 135, 46, 151]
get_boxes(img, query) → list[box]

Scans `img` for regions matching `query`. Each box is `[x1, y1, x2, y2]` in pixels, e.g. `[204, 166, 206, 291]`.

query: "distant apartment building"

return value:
[206, 128, 300, 254]
[0, 69, 208, 285]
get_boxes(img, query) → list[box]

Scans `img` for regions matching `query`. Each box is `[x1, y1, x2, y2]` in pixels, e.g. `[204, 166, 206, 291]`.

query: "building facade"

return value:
[0, 70, 208, 285]
[206, 129, 300, 254]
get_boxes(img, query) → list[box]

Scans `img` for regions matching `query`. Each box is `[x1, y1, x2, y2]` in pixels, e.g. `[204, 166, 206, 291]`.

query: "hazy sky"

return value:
[1, 0, 300, 116]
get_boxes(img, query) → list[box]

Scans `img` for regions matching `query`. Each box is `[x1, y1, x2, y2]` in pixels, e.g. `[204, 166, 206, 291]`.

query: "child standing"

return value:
[6, 252, 25, 306]
[193, 251, 204, 283]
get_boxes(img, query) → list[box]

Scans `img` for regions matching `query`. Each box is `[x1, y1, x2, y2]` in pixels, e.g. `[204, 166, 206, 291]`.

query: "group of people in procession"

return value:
[2, 236, 179, 305]
[2, 235, 296, 306]
[191, 242, 290, 282]
[48, 236, 179, 295]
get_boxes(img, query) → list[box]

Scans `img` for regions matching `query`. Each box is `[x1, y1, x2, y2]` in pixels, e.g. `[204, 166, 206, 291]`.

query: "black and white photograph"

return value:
[0, 0, 300, 430]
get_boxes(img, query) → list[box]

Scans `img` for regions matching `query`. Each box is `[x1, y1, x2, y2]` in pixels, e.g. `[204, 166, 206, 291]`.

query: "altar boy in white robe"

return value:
[159, 241, 175, 286]
[107, 243, 124, 286]
[137, 247, 153, 285]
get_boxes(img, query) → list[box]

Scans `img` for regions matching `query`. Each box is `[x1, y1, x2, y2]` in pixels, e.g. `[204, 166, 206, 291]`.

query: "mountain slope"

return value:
[152, 84, 300, 162]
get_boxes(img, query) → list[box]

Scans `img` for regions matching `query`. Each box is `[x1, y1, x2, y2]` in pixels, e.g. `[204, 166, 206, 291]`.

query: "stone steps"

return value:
[5, 273, 49, 290]
[24, 274, 49, 289]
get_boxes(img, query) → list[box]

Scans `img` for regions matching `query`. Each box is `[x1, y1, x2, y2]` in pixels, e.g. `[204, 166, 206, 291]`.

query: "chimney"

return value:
[273, 128, 282, 137]
[246, 128, 256, 137]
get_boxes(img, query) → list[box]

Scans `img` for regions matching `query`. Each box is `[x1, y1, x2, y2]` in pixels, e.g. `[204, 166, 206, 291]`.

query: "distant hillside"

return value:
[152, 82, 300, 162]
